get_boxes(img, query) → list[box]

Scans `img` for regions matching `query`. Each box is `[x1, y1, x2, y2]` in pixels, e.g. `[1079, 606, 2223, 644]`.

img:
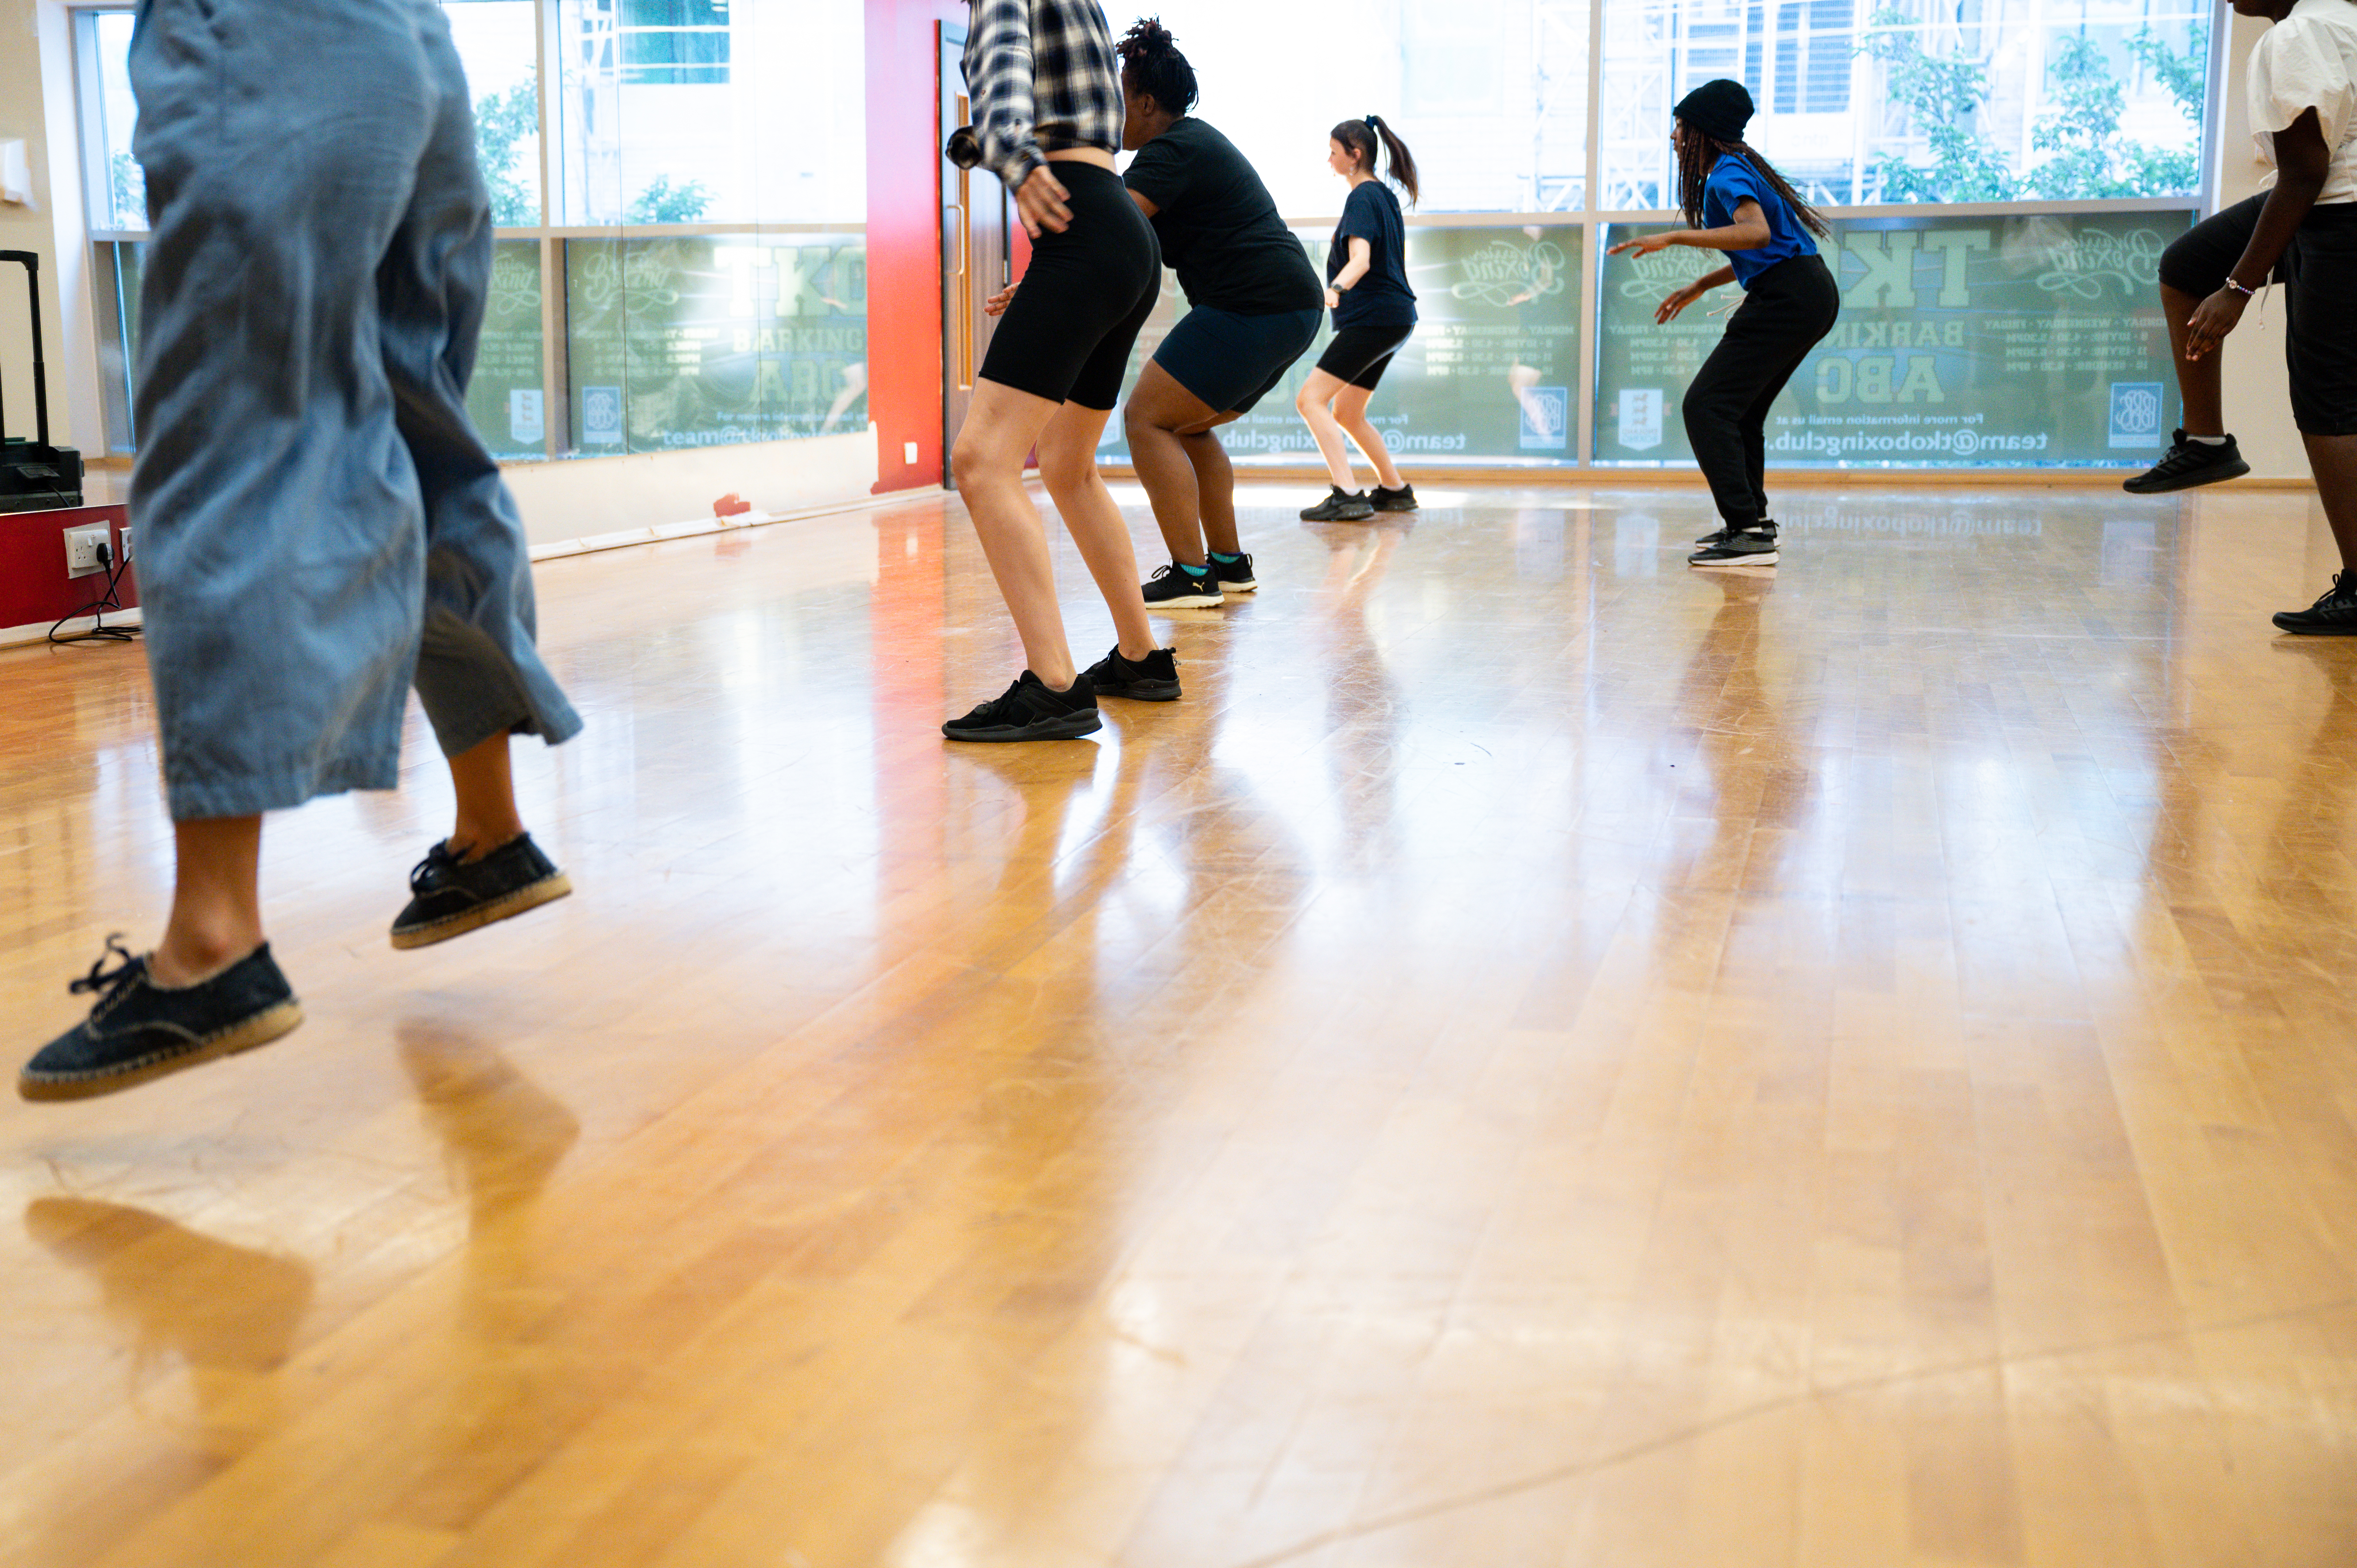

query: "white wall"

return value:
[2216, 10, 2310, 481]
[0, 1, 98, 455]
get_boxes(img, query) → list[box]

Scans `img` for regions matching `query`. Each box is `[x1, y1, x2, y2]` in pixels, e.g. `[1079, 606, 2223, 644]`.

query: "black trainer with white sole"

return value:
[943, 671, 1103, 742]
[392, 833, 573, 949]
[1690, 528, 1779, 568]
[1696, 520, 1775, 549]
[20, 938, 303, 1102]
[1141, 560, 1225, 608]
[1208, 552, 1257, 592]
[1081, 645, 1182, 700]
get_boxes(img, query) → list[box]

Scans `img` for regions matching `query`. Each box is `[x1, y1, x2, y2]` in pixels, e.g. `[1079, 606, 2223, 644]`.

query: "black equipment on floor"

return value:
[1, 250, 85, 514]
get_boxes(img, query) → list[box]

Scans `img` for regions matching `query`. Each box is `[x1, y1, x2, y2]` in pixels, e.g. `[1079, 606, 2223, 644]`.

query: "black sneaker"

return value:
[1081, 645, 1182, 701]
[1695, 520, 1775, 549]
[1207, 552, 1257, 592]
[1300, 487, 1376, 522]
[20, 938, 303, 1102]
[1141, 560, 1225, 608]
[2122, 431, 2250, 494]
[1690, 528, 1779, 568]
[392, 832, 573, 950]
[2272, 572, 2357, 635]
[943, 670, 1102, 742]
[1370, 484, 1418, 513]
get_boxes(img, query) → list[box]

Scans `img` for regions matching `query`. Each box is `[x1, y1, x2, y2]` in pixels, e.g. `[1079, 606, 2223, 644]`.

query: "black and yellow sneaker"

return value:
[1207, 552, 1257, 592]
[1369, 483, 1418, 513]
[2272, 572, 2357, 635]
[2122, 431, 2250, 494]
[1081, 645, 1182, 701]
[1141, 559, 1225, 608]
[392, 833, 573, 950]
[1300, 487, 1376, 522]
[943, 670, 1102, 742]
[20, 938, 303, 1102]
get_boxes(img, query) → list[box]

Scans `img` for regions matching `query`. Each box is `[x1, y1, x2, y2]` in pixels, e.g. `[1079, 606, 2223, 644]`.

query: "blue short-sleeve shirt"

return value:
[1705, 157, 1816, 288]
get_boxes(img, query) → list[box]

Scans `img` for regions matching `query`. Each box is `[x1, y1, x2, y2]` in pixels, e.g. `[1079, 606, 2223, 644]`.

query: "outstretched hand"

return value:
[1654, 283, 1705, 325]
[1606, 231, 1677, 259]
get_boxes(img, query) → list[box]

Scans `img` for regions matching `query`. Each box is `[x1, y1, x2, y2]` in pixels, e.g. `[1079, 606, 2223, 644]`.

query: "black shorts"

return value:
[1151, 304, 1322, 414]
[979, 164, 1161, 411]
[2160, 194, 2357, 436]
[1315, 322, 1414, 391]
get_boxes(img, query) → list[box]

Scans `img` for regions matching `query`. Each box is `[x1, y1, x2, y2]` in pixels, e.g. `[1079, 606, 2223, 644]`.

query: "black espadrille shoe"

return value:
[20, 938, 302, 1102]
[392, 833, 572, 950]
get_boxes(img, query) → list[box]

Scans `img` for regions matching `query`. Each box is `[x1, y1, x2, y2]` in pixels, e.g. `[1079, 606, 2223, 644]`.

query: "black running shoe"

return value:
[20, 938, 303, 1102]
[1141, 560, 1225, 608]
[392, 833, 573, 950]
[1300, 487, 1376, 522]
[1370, 484, 1419, 513]
[1694, 519, 1776, 549]
[2272, 572, 2357, 635]
[1208, 553, 1257, 592]
[1081, 645, 1182, 701]
[943, 670, 1102, 742]
[2122, 431, 2250, 494]
[1690, 528, 1779, 568]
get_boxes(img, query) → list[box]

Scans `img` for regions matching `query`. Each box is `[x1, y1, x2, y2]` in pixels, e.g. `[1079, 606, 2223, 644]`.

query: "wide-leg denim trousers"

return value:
[129, 0, 581, 822]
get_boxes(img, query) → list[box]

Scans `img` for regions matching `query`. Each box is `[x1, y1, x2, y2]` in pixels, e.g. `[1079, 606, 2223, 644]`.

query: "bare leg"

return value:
[1334, 384, 1405, 492]
[1180, 424, 1241, 556]
[2164, 282, 2225, 437]
[1036, 401, 1158, 662]
[1123, 361, 1220, 567]
[951, 378, 1080, 689]
[2302, 432, 2357, 570]
[447, 730, 526, 859]
[152, 816, 265, 987]
[820, 362, 868, 436]
[1295, 369, 1360, 490]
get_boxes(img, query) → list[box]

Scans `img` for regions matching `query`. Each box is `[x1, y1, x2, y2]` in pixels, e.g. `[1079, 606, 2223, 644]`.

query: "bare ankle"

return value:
[150, 933, 261, 988]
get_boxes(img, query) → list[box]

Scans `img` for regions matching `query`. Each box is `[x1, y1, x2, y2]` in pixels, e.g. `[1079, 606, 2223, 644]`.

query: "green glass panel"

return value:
[565, 234, 868, 455]
[466, 239, 547, 461]
[1097, 223, 1585, 467]
[1593, 210, 2194, 468]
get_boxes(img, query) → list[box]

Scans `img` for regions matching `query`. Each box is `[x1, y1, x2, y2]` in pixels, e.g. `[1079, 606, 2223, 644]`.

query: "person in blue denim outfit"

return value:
[20, 0, 583, 1102]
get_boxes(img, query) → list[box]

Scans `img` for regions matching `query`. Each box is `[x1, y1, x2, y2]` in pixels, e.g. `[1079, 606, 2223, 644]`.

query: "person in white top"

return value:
[2128, 0, 2357, 633]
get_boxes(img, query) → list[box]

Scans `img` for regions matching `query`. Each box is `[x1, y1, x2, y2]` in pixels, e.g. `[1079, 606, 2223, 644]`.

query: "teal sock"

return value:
[1210, 551, 1241, 563]
[1178, 561, 1209, 578]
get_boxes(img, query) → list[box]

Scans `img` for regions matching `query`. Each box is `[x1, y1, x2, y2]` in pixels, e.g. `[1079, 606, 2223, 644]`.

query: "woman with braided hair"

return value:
[1608, 79, 1839, 568]
[1295, 115, 1422, 523]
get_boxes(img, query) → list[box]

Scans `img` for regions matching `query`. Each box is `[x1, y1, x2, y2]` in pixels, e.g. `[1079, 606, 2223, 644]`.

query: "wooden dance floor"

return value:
[1, 480, 2352, 1567]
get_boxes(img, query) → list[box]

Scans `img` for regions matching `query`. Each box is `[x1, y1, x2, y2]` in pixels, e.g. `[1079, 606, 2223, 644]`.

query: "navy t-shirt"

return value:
[1704, 156, 1815, 288]
[1328, 180, 1416, 329]
[1124, 118, 1322, 315]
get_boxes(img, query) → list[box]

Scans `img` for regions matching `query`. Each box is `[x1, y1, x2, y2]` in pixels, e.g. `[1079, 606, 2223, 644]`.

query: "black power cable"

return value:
[49, 537, 139, 645]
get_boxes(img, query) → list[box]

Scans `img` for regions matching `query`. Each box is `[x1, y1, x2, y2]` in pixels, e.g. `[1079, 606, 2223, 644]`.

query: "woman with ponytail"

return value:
[1607, 80, 1838, 568]
[1295, 115, 1421, 523]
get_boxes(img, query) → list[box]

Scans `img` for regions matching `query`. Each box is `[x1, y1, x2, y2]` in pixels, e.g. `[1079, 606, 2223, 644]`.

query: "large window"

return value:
[71, 0, 866, 461]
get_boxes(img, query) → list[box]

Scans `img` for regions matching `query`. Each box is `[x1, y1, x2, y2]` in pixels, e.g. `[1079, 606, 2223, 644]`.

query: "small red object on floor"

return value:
[713, 492, 752, 519]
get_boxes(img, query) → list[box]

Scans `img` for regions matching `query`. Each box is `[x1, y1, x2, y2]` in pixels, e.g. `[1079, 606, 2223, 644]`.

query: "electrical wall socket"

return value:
[62, 524, 111, 580]
[118, 527, 132, 563]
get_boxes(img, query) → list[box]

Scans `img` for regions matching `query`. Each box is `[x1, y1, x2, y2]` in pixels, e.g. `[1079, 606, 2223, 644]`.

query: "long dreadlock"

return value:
[1677, 126, 1829, 239]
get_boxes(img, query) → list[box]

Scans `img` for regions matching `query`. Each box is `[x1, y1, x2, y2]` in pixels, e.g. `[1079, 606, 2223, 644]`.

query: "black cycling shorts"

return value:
[1151, 304, 1322, 414]
[1314, 322, 1414, 391]
[2159, 193, 2357, 437]
[978, 163, 1161, 411]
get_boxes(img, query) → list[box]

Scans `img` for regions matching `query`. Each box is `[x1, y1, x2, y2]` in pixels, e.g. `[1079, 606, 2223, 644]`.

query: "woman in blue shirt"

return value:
[1608, 79, 1839, 567]
[1295, 115, 1421, 522]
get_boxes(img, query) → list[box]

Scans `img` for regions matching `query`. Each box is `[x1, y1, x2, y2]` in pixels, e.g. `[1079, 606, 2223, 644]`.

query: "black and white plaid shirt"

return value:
[961, 0, 1123, 193]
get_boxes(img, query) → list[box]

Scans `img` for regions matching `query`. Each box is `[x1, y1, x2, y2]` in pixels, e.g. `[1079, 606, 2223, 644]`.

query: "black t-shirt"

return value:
[1329, 180, 1416, 329]
[1123, 118, 1323, 316]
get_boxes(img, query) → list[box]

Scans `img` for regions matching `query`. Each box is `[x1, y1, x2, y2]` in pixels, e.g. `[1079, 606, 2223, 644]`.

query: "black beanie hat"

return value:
[1673, 78, 1754, 143]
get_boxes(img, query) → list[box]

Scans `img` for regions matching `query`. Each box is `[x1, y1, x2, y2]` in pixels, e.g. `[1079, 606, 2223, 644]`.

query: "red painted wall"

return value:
[865, 1, 965, 495]
[0, 503, 137, 633]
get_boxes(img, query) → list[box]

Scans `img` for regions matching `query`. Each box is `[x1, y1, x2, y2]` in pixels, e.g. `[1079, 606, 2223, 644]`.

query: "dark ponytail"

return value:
[1675, 125, 1829, 239]
[1330, 115, 1419, 206]
[1117, 16, 1198, 116]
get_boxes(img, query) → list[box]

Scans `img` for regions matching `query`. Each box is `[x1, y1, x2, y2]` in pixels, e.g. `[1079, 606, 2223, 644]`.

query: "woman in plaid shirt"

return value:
[943, 0, 1173, 742]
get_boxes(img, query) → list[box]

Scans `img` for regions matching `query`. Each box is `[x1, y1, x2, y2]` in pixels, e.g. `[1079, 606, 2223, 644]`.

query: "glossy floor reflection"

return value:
[3, 481, 2353, 1567]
